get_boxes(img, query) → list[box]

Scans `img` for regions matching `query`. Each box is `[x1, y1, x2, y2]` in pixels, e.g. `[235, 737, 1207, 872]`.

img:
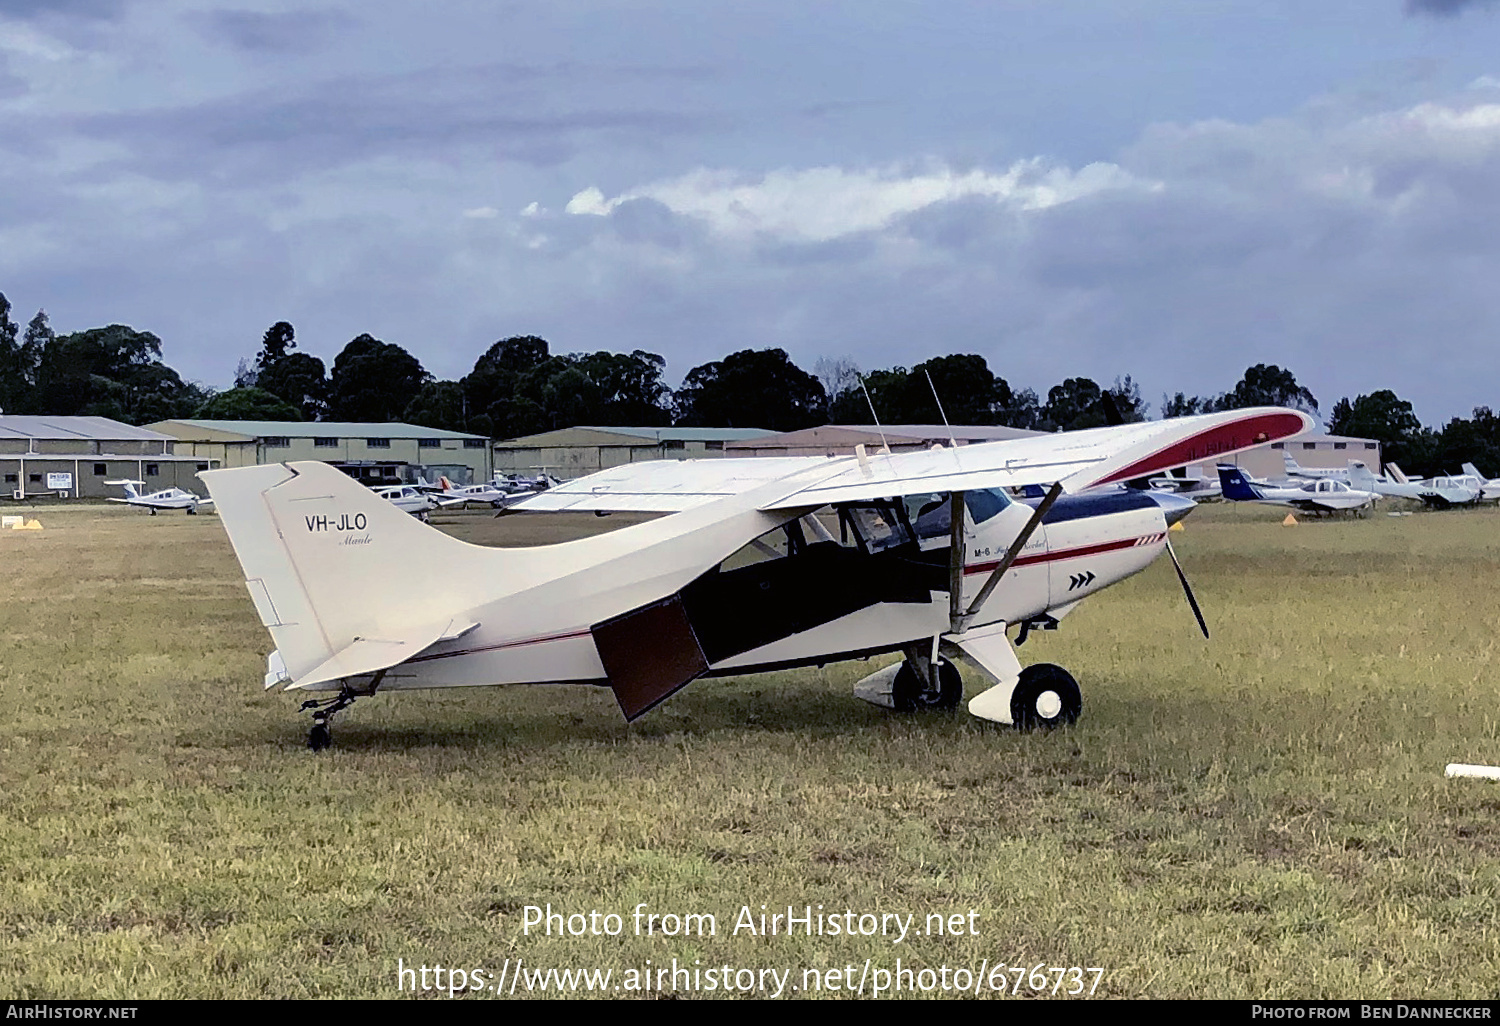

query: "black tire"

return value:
[308, 723, 332, 752]
[892, 659, 963, 712]
[1009, 663, 1081, 731]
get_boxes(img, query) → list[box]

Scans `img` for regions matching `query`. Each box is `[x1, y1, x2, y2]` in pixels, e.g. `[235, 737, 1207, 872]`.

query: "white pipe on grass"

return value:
[1445, 764, 1500, 780]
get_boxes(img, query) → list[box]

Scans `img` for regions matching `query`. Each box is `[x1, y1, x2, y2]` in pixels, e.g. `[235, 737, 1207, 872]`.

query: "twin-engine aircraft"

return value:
[200, 407, 1312, 749]
[105, 479, 214, 515]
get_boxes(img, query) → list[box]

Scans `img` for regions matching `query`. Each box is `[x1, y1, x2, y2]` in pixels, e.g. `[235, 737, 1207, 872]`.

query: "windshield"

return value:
[908, 489, 1012, 541]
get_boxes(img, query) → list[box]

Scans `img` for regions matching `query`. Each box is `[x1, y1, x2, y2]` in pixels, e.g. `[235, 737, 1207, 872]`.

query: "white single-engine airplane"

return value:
[105, 479, 214, 515]
[200, 407, 1312, 749]
[433, 476, 518, 509]
[1216, 464, 1377, 515]
[1460, 464, 1500, 503]
[1281, 452, 1351, 482]
[1352, 463, 1482, 509]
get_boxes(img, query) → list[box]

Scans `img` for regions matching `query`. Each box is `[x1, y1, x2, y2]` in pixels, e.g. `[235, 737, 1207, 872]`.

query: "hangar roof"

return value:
[577, 426, 772, 441]
[499, 426, 770, 446]
[0, 416, 174, 442]
[157, 420, 488, 441]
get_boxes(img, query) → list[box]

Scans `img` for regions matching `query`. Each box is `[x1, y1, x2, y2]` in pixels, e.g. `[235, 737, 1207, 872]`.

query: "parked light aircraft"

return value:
[1460, 464, 1500, 502]
[1145, 473, 1222, 500]
[200, 408, 1312, 749]
[1216, 465, 1376, 515]
[434, 476, 516, 509]
[104, 479, 214, 515]
[373, 484, 456, 520]
[1354, 463, 1482, 509]
[1281, 452, 1351, 482]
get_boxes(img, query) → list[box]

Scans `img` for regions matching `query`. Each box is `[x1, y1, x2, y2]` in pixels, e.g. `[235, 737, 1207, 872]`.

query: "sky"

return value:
[3, 1, 1500, 428]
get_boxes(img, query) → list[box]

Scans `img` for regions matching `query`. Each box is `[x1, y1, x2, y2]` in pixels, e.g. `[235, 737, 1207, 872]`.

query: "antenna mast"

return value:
[925, 369, 957, 448]
[859, 375, 891, 453]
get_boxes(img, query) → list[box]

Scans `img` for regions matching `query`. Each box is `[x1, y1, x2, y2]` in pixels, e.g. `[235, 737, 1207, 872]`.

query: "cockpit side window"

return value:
[840, 501, 916, 554]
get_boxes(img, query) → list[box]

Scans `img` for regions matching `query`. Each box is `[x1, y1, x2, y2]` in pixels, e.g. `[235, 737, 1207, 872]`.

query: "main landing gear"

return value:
[858, 647, 1084, 730]
[1008, 663, 1081, 731]
[892, 657, 963, 712]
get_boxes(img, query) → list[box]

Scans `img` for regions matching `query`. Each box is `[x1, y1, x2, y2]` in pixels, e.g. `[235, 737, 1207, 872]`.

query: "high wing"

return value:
[515, 408, 1313, 513]
[512, 457, 839, 512]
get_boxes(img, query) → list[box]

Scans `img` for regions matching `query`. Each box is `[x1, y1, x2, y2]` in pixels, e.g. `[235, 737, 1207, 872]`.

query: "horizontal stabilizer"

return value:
[285, 616, 480, 691]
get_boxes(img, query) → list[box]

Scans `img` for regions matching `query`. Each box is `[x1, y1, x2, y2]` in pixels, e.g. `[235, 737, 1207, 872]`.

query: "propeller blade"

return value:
[1164, 536, 1209, 639]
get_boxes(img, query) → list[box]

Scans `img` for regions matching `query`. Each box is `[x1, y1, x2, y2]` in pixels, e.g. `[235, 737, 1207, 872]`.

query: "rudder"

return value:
[200, 461, 493, 688]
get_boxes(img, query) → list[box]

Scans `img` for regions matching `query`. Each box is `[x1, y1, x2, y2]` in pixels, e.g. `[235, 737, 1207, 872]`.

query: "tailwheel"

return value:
[300, 687, 360, 752]
[892, 658, 963, 712]
[308, 722, 332, 751]
[1009, 663, 1081, 731]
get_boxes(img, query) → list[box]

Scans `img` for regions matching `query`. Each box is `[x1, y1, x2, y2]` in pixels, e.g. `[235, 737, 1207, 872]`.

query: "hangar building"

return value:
[1186, 432, 1382, 483]
[0, 416, 218, 500]
[725, 424, 1045, 458]
[147, 420, 494, 486]
[493, 426, 769, 479]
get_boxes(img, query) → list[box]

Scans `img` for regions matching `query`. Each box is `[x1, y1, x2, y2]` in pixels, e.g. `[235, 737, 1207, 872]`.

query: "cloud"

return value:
[517, 90, 1500, 423]
[43, 61, 718, 184]
[1405, 0, 1498, 16]
[0, 0, 124, 21]
[566, 161, 1148, 243]
[188, 8, 357, 56]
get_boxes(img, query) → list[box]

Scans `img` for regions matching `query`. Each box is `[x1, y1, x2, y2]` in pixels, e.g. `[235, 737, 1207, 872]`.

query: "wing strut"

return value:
[946, 490, 966, 629]
[953, 481, 1062, 634]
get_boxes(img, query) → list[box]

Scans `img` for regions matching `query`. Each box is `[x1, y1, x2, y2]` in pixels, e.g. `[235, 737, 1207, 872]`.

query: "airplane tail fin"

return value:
[1282, 452, 1302, 475]
[439, 475, 454, 491]
[1347, 461, 1379, 491]
[1215, 464, 1259, 501]
[199, 462, 498, 690]
[1463, 463, 1483, 480]
[1386, 463, 1409, 484]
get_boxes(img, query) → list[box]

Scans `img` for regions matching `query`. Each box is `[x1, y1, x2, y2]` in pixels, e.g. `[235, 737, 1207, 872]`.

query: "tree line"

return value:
[2, 292, 1496, 478]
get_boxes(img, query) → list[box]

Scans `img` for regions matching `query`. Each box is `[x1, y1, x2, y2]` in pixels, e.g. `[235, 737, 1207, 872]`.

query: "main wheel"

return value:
[1009, 663, 1081, 731]
[892, 659, 963, 712]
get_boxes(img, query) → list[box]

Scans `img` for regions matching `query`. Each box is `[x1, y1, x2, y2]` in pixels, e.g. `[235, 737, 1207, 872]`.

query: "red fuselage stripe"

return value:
[964, 534, 1158, 576]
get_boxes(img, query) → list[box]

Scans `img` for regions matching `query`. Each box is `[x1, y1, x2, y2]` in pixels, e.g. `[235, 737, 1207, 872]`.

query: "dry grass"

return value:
[2, 500, 1499, 999]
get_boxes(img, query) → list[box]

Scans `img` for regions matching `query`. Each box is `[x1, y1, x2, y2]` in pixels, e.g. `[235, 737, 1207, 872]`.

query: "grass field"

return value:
[3, 499, 1500, 1000]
